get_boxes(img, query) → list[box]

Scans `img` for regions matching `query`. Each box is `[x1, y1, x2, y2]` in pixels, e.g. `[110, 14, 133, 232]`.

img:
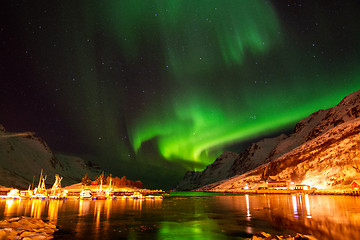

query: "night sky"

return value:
[1, 0, 360, 188]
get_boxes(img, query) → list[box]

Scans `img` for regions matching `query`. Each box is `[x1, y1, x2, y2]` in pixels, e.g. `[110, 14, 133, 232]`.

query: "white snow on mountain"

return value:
[178, 90, 360, 191]
[0, 125, 100, 188]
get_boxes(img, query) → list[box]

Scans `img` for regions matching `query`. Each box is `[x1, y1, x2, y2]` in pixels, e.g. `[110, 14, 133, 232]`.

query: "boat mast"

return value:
[31, 176, 35, 190]
[37, 169, 43, 190]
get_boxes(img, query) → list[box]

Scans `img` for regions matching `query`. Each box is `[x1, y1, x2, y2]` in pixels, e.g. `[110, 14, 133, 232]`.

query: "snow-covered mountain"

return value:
[176, 151, 239, 191]
[228, 134, 288, 177]
[176, 134, 288, 191]
[0, 124, 101, 189]
[178, 90, 360, 191]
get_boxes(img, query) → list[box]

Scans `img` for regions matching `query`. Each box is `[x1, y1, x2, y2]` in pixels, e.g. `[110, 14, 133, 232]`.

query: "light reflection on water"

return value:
[0, 194, 359, 240]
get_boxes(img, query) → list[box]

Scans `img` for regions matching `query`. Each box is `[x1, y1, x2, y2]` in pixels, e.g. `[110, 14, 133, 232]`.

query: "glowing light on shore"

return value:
[245, 194, 251, 219]
[301, 179, 326, 190]
[304, 194, 311, 218]
[292, 195, 298, 217]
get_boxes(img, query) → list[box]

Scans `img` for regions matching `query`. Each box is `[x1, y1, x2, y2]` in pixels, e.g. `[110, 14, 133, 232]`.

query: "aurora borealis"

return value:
[2, 0, 360, 188]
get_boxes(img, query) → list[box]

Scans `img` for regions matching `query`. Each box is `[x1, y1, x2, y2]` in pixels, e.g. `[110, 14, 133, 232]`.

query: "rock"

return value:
[0, 216, 57, 239]
[31, 235, 47, 240]
[18, 218, 31, 227]
[3, 227, 13, 232]
[251, 232, 318, 240]
[251, 232, 272, 239]
[20, 231, 47, 239]
[9, 217, 20, 222]
[34, 227, 55, 234]
[294, 233, 318, 240]
[0, 229, 7, 238]
[281, 235, 295, 240]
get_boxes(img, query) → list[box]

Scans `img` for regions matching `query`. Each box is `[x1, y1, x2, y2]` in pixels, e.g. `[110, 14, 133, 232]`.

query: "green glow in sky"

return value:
[7, 0, 360, 187]
[119, 1, 360, 170]
[73, 1, 360, 175]
[129, 71, 360, 170]
[120, 0, 285, 168]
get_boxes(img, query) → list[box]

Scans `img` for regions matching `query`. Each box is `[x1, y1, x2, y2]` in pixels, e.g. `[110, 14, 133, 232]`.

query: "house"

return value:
[267, 181, 289, 190]
[255, 182, 268, 190]
[294, 184, 310, 190]
[351, 180, 360, 190]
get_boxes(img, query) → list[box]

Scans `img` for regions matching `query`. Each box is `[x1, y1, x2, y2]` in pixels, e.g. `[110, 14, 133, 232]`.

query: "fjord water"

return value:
[0, 193, 360, 240]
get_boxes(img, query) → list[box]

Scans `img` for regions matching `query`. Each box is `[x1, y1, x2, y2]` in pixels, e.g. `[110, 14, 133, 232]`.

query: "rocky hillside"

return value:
[178, 90, 360, 191]
[228, 134, 288, 177]
[200, 117, 360, 191]
[0, 124, 101, 189]
[176, 135, 288, 190]
[176, 151, 239, 191]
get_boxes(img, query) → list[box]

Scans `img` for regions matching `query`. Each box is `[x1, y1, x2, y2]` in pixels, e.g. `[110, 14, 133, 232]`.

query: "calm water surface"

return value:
[0, 192, 360, 240]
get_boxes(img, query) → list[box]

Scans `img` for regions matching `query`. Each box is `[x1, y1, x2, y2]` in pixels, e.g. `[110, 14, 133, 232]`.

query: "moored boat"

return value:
[19, 190, 33, 199]
[122, 192, 145, 200]
[49, 174, 67, 199]
[145, 195, 163, 200]
[80, 189, 92, 200]
[32, 193, 48, 200]
[20, 186, 33, 199]
[31, 170, 48, 200]
[105, 178, 113, 199]
[93, 178, 107, 200]
[6, 189, 20, 199]
[49, 191, 68, 200]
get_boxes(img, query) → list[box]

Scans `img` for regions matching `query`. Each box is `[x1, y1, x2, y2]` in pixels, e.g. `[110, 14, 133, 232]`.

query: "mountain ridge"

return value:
[0, 125, 101, 188]
[177, 90, 360, 191]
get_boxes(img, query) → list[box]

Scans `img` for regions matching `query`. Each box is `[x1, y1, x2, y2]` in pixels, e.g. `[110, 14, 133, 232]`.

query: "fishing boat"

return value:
[80, 189, 92, 200]
[20, 190, 33, 199]
[20, 186, 33, 199]
[94, 191, 106, 200]
[94, 179, 106, 200]
[6, 189, 20, 199]
[49, 174, 67, 199]
[105, 178, 113, 199]
[31, 170, 48, 200]
[145, 195, 163, 200]
[122, 192, 145, 200]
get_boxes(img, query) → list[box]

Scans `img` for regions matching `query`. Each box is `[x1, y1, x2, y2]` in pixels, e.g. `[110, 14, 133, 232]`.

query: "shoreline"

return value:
[199, 188, 360, 196]
[63, 184, 166, 196]
[199, 189, 360, 196]
[0, 183, 166, 199]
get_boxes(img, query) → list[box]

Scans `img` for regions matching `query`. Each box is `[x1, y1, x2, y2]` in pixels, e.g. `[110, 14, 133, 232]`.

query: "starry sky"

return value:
[1, 0, 360, 188]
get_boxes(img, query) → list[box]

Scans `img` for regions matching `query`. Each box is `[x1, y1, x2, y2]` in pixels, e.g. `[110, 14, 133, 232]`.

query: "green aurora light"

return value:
[56, 0, 360, 173]
[114, 1, 360, 170]
[3, 0, 360, 187]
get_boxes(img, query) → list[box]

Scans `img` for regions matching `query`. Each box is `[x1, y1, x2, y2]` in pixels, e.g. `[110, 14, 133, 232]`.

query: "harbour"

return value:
[0, 193, 359, 239]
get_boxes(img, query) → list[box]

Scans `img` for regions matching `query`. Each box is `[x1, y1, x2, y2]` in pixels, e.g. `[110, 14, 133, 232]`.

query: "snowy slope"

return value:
[198, 90, 360, 191]
[179, 90, 360, 191]
[0, 124, 100, 188]
[176, 134, 288, 190]
[229, 134, 288, 177]
[176, 151, 239, 190]
[200, 118, 360, 191]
